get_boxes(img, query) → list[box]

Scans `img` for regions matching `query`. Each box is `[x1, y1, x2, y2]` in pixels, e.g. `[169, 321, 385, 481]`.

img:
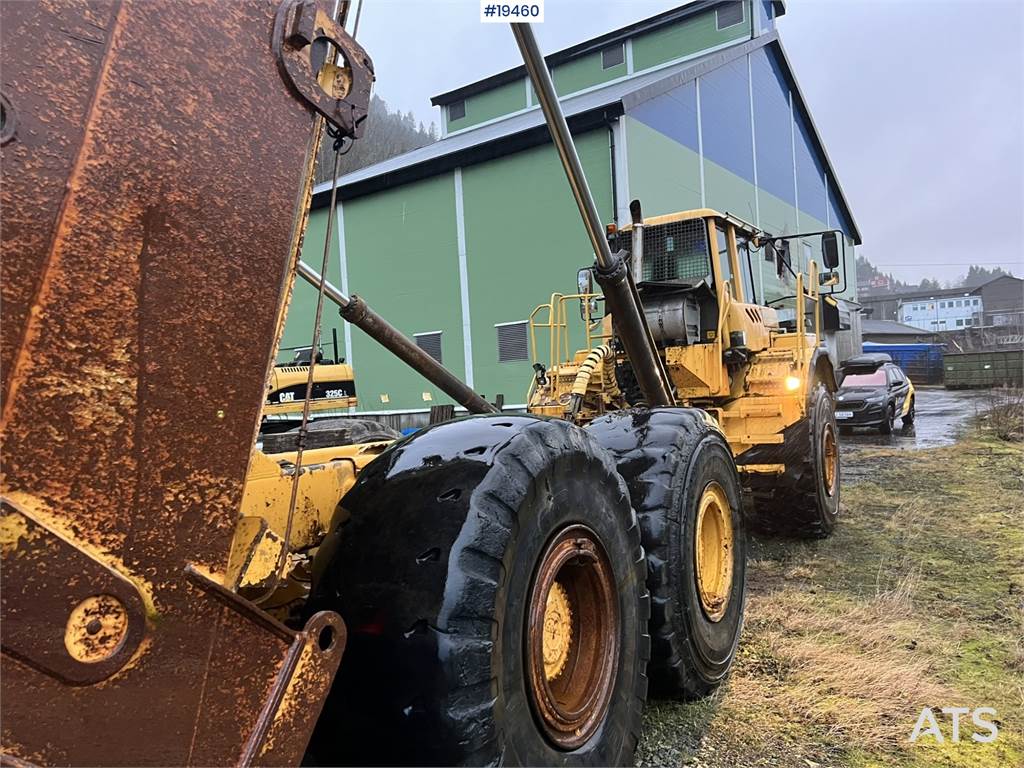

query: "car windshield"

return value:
[842, 370, 887, 387]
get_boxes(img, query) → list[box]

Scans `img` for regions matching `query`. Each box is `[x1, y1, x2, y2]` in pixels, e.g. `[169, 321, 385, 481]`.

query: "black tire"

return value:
[879, 405, 895, 435]
[587, 408, 746, 699]
[307, 415, 649, 766]
[902, 397, 915, 426]
[261, 417, 400, 453]
[745, 383, 840, 539]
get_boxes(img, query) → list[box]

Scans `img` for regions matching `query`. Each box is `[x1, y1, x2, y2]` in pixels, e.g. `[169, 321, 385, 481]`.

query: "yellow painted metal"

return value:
[542, 581, 573, 681]
[527, 294, 615, 416]
[822, 423, 838, 495]
[64, 594, 129, 664]
[694, 482, 733, 622]
[225, 517, 286, 591]
[264, 362, 358, 417]
[737, 464, 786, 475]
[526, 208, 834, 472]
[725, 224, 745, 304]
[228, 440, 391, 600]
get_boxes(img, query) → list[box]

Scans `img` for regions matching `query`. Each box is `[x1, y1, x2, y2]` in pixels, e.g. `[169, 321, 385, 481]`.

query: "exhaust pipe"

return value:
[510, 23, 673, 407]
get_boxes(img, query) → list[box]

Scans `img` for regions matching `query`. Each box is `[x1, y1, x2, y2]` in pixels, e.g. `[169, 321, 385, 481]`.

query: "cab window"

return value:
[738, 237, 756, 304]
[715, 225, 732, 288]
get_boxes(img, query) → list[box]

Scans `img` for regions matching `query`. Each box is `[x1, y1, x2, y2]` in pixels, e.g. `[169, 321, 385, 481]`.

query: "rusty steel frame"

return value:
[0, 0, 371, 764]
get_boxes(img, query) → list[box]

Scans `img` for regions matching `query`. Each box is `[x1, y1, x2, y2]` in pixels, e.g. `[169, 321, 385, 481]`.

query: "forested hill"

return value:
[314, 94, 437, 184]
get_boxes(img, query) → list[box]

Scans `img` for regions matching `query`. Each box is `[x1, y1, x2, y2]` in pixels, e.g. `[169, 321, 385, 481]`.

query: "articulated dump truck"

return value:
[3, 3, 751, 766]
[527, 203, 847, 540]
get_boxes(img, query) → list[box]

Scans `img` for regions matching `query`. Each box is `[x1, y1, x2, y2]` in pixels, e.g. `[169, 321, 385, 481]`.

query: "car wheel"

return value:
[879, 405, 895, 435]
[902, 397, 915, 426]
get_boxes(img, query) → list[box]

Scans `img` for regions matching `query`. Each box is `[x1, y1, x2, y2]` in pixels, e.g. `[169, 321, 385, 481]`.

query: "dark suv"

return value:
[836, 353, 916, 434]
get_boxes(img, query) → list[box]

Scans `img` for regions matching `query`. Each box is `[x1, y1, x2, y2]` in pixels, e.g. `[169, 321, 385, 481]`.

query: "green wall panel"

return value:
[279, 209, 347, 364]
[632, 6, 748, 72]
[703, 158, 758, 224]
[446, 78, 526, 132]
[343, 174, 465, 411]
[553, 50, 626, 96]
[461, 129, 614, 405]
[625, 116, 702, 218]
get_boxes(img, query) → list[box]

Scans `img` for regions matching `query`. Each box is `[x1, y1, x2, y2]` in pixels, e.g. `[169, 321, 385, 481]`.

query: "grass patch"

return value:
[638, 433, 1023, 768]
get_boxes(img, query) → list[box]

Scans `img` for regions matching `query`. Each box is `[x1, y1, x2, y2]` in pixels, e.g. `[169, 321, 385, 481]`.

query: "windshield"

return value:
[841, 371, 886, 387]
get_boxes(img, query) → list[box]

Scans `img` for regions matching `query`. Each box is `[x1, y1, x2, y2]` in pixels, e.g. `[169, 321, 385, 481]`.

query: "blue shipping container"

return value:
[862, 343, 945, 384]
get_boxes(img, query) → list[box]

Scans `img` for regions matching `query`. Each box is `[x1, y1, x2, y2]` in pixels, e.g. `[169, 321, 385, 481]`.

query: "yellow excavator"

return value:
[264, 348, 357, 420]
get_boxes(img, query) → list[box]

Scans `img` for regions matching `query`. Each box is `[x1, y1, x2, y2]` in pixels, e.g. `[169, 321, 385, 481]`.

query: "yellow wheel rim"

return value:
[695, 482, 733, 622]
[526, 525, 618, 751]
[822, 423, 838, 496]
[542, 581, 573, 681]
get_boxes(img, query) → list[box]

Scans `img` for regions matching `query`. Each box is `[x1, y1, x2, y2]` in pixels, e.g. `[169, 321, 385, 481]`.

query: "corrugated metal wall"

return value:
[284, 129, 614, 412]
[624, 44, 856, 306]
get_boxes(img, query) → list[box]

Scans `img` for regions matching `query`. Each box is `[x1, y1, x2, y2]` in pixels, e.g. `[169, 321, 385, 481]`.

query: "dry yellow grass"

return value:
[638, 430, 1024, 768]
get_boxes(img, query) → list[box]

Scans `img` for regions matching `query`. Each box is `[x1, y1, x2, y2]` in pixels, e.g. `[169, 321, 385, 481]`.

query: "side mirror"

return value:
[577, 267, 594, 295]
[821, 231, 840, 269]
[774, 240, 790, 278]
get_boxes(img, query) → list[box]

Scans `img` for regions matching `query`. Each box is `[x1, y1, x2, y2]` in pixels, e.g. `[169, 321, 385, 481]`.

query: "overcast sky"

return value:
[350, 0, 1023, 285]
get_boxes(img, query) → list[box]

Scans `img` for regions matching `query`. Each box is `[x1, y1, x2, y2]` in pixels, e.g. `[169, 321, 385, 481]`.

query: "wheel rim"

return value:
[822, 422, 838, 496]
[526, 525, 619, 750]
[694, 482, 734, 622]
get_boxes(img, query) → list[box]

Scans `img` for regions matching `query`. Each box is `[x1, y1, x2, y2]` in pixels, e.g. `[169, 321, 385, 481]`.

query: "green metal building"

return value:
[281, 0, 862, 419]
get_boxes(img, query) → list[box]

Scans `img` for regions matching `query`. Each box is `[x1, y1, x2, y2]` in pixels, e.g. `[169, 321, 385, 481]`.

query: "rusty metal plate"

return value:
[1, 500, 146, 686]
[0, 0, 349, 764]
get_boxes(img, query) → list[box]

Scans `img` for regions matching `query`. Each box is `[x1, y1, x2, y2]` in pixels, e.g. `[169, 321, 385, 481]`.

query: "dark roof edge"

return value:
[310, 106, 623, 206]
[621, 32, 774, 110]
[430, 0, 723, 106]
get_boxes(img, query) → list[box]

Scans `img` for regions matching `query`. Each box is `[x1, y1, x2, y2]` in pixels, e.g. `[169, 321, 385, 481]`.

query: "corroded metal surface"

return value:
[526, 524, 620, 751]
[1, 500, 146, 686]
[0, 0, 357, 764]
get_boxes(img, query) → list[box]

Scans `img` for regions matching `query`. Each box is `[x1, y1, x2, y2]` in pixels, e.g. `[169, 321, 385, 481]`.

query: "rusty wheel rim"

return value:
[694, 482, 733, 622]
[822, 422, 838, 496]
[526, 524, 619, 751]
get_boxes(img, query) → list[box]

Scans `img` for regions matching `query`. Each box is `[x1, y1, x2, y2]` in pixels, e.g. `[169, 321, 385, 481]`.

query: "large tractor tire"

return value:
[587, 408, 746, 699]
[742, 383, 840, 538]
[306, 415, 650, 766]
[261, 417, 401, 452]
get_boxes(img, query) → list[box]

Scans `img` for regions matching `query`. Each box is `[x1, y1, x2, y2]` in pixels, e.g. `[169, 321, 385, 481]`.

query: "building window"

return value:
[496, 321, 529, 362]
[448, 99, 466, 122]
[956, 319, 964, 327]
[415, 331, 443, 364]
[716, 2, 744, 30]
[601, 44, 625, 70]
[955, 299, 962, 307]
